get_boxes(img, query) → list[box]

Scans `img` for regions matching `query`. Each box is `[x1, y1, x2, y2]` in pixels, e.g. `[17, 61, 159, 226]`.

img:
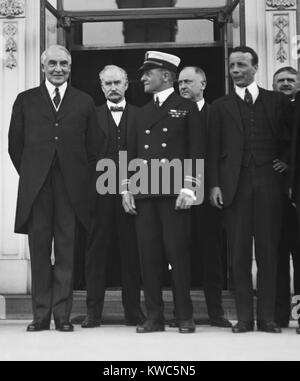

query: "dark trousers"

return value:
[85, 194, 142, 320]
[192, 201, 225, 319]
[136, 198, 193, 323]
[225, 162, 282, 322]
[28, 160, 76, 326]
[294, 178, 300, 322]
[275, 194, 300, 324]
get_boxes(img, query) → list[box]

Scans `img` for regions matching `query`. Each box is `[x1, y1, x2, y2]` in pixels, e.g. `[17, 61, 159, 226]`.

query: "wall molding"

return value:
[266, 0, 296, 10]
[3, 22, 17, 69]
[0, 0, 25, 18]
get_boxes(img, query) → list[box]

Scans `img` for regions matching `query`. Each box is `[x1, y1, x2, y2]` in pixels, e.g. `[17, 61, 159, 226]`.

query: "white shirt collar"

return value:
[107, 99, 127, 110]
[154, 87, 174, 105]
[235, 81, 259, 103]
[45, 79, 68, 100]
[197, 99, 205, 112]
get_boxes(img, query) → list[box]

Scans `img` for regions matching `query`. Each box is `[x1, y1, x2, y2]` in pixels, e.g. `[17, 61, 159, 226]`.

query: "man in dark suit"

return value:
[289, 86, 300, 335]
[8, 45, 101, 332]
[178, 66, 231, 328]
[123, 51, 205, 334]
[82, 65, 145, 328]
[209, 46, 291, 334]
[272, 67, 300, 329]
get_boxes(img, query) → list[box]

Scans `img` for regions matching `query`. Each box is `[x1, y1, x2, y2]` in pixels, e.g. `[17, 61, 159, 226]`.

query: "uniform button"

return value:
[54, 136, 59, 141]
[163, 128, 168, 133]
[162, 143, 167, 148]
[145, 130, 151, 135]
[55, 123, 59, 127]
[144, 145, 150, 150]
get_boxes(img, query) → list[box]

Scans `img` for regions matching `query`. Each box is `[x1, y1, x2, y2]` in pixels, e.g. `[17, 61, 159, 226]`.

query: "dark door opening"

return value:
[71, 46, 225, 105]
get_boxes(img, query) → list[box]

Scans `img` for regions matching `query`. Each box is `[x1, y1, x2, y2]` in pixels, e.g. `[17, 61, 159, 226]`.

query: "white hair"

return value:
[41, 45, 72, 65]
[99, 65, 128, 84]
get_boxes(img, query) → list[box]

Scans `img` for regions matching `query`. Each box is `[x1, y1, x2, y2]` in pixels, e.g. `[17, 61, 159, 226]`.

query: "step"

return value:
[1, 290, 238, 322]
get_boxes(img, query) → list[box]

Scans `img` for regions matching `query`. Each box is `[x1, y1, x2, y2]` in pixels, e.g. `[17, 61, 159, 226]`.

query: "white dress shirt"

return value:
[197, 98, 205, 112]
[107, 99, 127, 127]
[154, 87, 175, 106]
[235, 81, 259, 104]
[45, 79, 68, 111]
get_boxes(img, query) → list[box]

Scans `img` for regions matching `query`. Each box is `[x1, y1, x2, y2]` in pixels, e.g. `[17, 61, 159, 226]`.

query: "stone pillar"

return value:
[0, 0, 40, 294]
[245, 0, 298, 90]
[265, 0, 298, 89]
[244, 0, 268, 88]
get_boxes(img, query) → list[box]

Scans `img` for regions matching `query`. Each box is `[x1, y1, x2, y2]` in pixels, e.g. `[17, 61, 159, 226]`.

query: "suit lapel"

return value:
[39, 83, 79, 120]
[145, 92, 182, 130]
[259, 88, 276, 133]
[56, 86, 79, 120]
[97, 105, 110, 138]
[39, 83, 57, 118]
[126, 104, 135, 142]
[200, 102, 208, 121]
[199, 103, 209, 134]
[223, 93, 244, 132]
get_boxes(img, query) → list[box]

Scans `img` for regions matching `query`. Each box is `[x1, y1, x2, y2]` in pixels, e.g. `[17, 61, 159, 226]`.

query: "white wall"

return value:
[0, 0, 40, 294]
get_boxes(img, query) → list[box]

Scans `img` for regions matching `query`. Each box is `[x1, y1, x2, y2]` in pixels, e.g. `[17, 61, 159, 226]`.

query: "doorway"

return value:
[71, 46, 225, 105]
[71, 45, 227, 290]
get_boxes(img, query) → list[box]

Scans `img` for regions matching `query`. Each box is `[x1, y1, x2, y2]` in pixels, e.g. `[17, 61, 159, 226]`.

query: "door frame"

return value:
[41, 0, 243, 94]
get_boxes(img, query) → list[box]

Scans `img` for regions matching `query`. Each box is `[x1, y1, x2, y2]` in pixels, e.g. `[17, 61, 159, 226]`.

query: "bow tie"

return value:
[110, 106, 124, 112]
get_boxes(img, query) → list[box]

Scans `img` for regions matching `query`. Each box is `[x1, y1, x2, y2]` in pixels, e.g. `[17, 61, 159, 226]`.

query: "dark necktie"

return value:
[53, 88, 61, 108]
[154, 96, 160, 108]
[244, 88, 253, 105]
[110, 106, 124, 112]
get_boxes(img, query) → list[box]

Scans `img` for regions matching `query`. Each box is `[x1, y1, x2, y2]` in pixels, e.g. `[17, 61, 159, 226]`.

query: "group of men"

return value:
[7, 44, 300, 335]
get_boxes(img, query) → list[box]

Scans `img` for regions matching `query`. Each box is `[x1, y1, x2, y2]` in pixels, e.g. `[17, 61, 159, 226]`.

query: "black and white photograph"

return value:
[0, 0, 300, 364]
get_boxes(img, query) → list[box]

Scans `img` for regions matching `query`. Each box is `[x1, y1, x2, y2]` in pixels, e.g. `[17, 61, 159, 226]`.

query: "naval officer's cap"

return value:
[139, 51, 181, 73]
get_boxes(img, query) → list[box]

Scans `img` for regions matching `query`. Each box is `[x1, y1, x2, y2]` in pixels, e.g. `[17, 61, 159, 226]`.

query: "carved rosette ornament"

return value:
[3, 23, 17, 69]
[0, 1, 25, 69]
[274, 15, 289, 63]
[266, 0, 296, 10]
[0, 0, 25, 18]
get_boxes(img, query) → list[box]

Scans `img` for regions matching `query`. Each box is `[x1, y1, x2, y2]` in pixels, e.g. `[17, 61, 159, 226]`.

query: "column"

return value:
[0, 0, 40, 294]
[265, 0, 298, 89]
[245, 0, 268, 88]
[245, 0, 298, 90]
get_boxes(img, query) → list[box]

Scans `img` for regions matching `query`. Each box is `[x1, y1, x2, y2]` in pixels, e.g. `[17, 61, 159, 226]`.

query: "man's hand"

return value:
[210, 187, 224, 209]
[122, 192, 137, 215]
[175, 192, 194, 210]
[288, 187, 297, 207]
[273, 159, 288, 173]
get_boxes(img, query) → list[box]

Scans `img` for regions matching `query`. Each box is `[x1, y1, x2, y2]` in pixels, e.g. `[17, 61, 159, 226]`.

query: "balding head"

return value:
[273, 66, 300, 100]
[178, 67, 207, 102]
